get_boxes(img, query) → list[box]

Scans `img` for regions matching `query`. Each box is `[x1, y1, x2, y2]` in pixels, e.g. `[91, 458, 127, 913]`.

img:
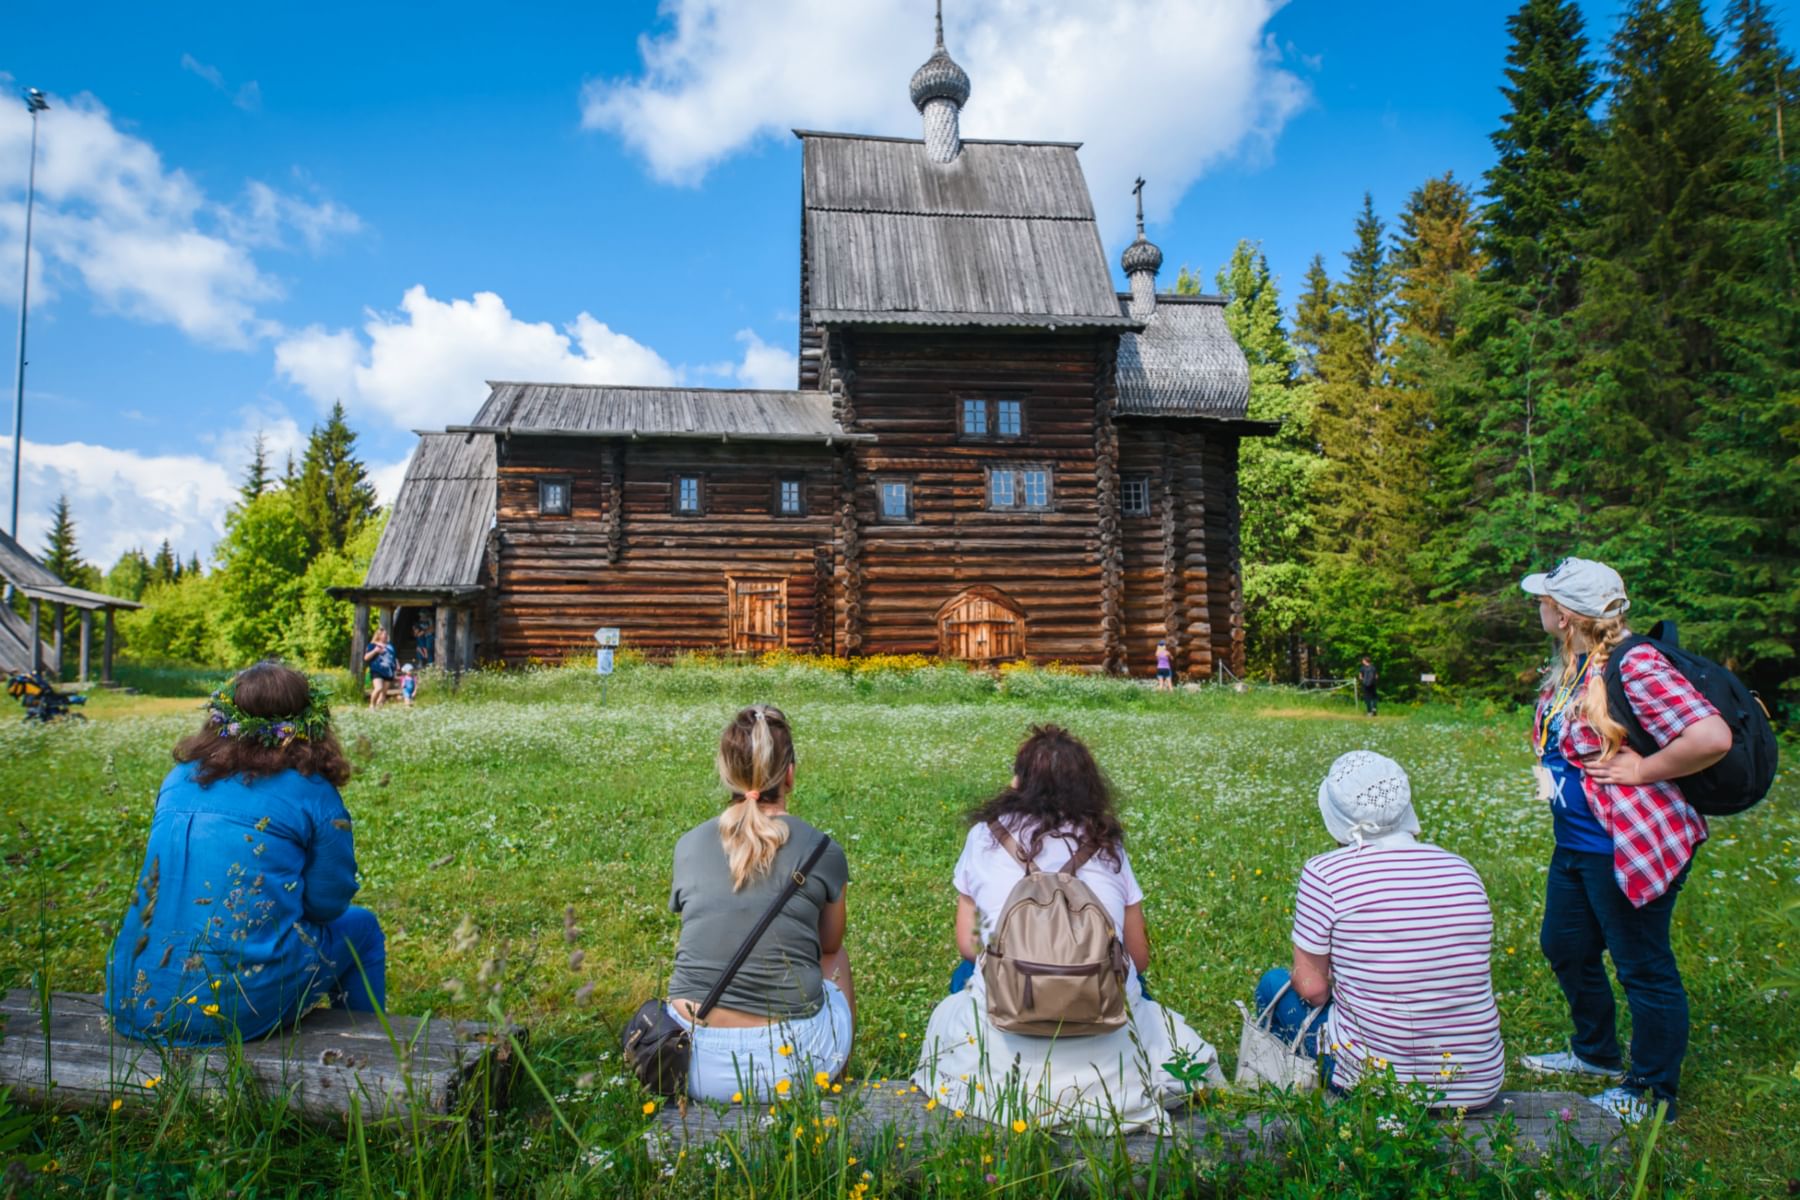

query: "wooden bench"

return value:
[0, 990, 519, 1123]
[652, 1082, 1624, 1167]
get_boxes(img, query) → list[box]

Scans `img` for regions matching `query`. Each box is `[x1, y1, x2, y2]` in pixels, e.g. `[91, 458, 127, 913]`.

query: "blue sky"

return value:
[2, 0, 1793, 566]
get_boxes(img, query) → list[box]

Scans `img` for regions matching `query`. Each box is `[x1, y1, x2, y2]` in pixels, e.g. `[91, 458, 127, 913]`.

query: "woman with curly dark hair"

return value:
[911, 724, 1221, 1131]
[105, 662, 386, 1045]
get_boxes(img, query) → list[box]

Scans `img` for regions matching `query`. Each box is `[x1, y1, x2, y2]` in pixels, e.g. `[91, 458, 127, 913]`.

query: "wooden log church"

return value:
[341, 12, 1266, 679]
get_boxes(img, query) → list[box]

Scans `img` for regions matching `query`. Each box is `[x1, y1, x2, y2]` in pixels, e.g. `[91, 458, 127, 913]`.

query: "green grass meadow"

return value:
[1, 659, 1796, 1197]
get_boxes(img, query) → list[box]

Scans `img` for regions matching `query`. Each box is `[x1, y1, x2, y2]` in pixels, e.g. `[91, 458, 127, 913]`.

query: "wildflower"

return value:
[202, 1003, 220, 1017]
[185, 995, 197, 1005]
[110, 1098, 123, 1112]
[832, 1083, 842, 1094]
[209, 979, 222, 992]
[925, 1098, 938, 1112]
[985, 1174, 998, 1184]
[1011, 1118, 1027, 1134]
[731, 1091, 743, 1103]
[815, 1071, 832, 1088]
[954, 1109, 965, 1119]
[642, 1101, 657, 1115]
[775, 1079, 792, 1096]
[777, 1043, 793, 1057]
[1558, 1106, 1574, 1122]
[1338, 1125, 1352, 1141]
[144, 1077, 161, 1090]
[40, 1161, 58, 1174]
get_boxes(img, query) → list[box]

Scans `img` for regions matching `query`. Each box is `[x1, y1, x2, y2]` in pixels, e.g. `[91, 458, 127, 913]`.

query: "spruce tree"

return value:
[40, 495, 82, 583]
[104, 548, 153, 603]
[151, 540, 178, 585]
[1293, 254, 1336, 380]
[294, 402, 378, 555]
[240, 431, 272, 504]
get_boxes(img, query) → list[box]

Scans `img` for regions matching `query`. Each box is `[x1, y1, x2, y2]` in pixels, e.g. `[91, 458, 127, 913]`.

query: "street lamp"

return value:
[10, 87, 48, 541]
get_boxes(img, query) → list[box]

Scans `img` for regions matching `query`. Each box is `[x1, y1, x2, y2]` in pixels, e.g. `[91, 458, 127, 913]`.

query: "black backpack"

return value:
[1601, 621, 1779, 816]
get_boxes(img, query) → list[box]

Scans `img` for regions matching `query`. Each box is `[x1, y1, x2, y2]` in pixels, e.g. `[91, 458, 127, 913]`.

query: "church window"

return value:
[878, 479, 914, 522]
[1122, 475, 1151, 516]
[538, 477, 571, 516]
[675, 475, 704, 516]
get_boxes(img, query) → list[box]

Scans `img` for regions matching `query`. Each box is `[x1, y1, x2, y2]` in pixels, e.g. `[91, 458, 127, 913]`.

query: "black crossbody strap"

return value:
[695, 835, 832, 1021]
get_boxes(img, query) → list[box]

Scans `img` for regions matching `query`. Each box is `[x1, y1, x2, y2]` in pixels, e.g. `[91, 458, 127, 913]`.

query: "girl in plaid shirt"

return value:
[1519, 558, 1732, 1123]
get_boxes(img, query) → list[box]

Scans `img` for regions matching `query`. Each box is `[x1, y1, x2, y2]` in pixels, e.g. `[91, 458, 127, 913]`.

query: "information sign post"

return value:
[595, 628, 620, 704]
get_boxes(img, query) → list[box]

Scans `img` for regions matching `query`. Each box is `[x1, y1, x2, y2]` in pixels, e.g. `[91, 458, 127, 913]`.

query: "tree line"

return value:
[30, 402, 384, 671]
[1187, 0, 1797, 709]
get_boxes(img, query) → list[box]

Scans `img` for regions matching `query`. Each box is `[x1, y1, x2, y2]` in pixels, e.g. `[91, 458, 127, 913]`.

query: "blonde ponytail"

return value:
[715, 705, 796, 890]
[1556, 611, 1632, 760]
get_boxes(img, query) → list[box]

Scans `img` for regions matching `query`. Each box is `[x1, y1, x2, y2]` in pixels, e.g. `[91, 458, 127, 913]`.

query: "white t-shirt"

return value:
[953, 818, 1143, 950]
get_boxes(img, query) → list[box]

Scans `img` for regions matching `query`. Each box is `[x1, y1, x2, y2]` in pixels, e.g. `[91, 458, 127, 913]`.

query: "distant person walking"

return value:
[364, 628, 397, 708]
[1519, 558, 1732, 1123]
[1357, 657, 1378, 717]
[400, 663, 417, 707]
[1154, 641, 1174, 691]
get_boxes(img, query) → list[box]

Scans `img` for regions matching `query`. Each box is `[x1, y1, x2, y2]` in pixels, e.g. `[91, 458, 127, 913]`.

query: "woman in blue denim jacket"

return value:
[105, 662, 386, 1044]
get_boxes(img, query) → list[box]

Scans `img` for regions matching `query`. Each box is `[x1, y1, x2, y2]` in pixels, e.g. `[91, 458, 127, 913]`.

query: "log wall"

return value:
[841, 331, 1107, 667]
[492, 437, 836, 662]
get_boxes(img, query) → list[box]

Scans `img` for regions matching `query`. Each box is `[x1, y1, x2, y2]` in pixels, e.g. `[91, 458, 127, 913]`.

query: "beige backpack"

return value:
[978, 821, 1129, 1036]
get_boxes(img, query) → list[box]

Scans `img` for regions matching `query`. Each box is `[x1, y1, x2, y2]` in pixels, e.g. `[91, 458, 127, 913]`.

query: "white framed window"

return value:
[986, 466, 1054, 512]
[538, 477, 571, 516]
[674, 475, 703, 516]
[878, 479, 914, 522]
[1122, 475, 1152, 517]
[777, 477, 805, 516]
[958, 397, 1025, 440]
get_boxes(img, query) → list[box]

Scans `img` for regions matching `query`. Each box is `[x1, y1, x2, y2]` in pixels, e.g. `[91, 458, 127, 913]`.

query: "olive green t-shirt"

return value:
[667, 815, 849, 1019]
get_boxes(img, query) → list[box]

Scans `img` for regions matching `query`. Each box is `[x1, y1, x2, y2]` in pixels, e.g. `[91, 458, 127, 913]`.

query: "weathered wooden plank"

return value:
[0, 991, 519, 1124]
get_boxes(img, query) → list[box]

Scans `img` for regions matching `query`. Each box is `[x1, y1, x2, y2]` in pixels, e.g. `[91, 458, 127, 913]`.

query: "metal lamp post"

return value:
[10, 87, 48, 540]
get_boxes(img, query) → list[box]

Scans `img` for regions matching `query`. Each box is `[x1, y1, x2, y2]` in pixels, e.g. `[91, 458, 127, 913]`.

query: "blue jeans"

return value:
[306, 906, 388, 1013]
[1255, 968, 1335, 1085]
[1540, 846, 1691, 1107]
[950, 958, 1153, 1001]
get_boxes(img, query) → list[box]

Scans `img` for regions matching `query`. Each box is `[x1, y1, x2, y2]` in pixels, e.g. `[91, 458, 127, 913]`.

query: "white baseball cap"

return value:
[1317, 751, 1421, 847]
[1519, 557, 1630, 619]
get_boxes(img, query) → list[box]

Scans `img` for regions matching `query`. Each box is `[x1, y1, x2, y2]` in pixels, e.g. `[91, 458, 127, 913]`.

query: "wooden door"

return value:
[938, 590, 1024, 664]
[728, 577, 788, 652]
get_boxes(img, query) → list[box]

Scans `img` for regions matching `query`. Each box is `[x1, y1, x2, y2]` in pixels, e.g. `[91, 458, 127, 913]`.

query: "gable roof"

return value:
[360, 433, 496, 595]
[0, 527, 141, 611]
[454, 383, 865, 443]
[1114, 295, 1252, 419]
[799, 132, 1136, 330]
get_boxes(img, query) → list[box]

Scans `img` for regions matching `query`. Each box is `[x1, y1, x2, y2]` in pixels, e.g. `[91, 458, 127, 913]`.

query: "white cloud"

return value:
[275, 286, 680, 430]
[0, 80, 358, 348]
[582, 0, 1309, 241]
[730, 329, 797, 389]
[369, 452, 412, 505]
[181, 54, 262, 112]
[2, 435, 239, 566]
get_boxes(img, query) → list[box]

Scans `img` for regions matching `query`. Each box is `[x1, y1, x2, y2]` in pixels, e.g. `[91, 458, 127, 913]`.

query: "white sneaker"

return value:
[1588, 1086, 1665, 1124]
[1519, 1048, 1625, 1080]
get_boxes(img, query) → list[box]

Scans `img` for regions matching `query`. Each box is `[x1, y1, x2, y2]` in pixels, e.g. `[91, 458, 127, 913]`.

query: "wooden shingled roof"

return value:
[798, 133, 1136, 330]
[454, 383, 864, 443]
[1114, 295, 1253, 419]
[359, 433, 496, 595]
[0, 527, 140, 612]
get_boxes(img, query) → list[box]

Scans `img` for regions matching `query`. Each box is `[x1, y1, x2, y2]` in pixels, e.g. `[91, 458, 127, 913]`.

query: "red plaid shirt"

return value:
[1553, 645, 1714, 907]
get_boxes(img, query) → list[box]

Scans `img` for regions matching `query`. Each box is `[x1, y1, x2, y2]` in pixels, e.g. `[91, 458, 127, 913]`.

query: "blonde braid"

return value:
[1565, 613, 1632, 760]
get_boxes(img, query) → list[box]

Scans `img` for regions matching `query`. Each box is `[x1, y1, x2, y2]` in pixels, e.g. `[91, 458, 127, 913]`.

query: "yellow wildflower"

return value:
[777, 1043, 794, 1057]
[202, 1003, 220, 1017]
[1012, 1118, 1028, 1134]
[832, 1083, 842, 1093]
[143, 1077, 161, 1090]
[775, 1078, 792, 1096]
[815, 1071, 832, 1088]
[642, 1100, 656, 1115]
[109, 1098, 123, 1112]
[731, 1091, 743, 1103]
[954, 1109, 966, 1118]
[925, 1098, 938, 1111]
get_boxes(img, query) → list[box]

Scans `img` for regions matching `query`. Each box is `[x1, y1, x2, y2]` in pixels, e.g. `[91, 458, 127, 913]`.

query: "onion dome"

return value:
[1121, 177, 1163, 276]
[910, 1, 971, 112]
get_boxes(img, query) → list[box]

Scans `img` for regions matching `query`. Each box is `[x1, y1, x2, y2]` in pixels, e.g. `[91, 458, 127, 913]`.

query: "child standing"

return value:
[1154, 642, 1174, 691]
[400, 663, 418, 707]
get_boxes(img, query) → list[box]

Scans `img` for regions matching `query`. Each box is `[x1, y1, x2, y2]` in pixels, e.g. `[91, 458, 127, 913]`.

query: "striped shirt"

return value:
[1291, 838, 1504, 1108]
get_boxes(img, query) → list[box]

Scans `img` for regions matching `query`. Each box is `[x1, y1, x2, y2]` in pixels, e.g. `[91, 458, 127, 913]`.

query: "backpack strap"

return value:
[1062, 839, 1102, 876]
[988, 821, 1035, 874]
[1600, 633, 1663, 758]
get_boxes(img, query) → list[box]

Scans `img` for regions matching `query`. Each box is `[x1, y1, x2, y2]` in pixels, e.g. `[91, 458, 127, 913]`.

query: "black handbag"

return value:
[623, 835, 832, 1097]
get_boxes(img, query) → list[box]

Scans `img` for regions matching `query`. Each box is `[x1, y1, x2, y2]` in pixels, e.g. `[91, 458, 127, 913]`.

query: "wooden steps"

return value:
[651, 1082, 1624, 1166]
[0, 990, 519, 1123]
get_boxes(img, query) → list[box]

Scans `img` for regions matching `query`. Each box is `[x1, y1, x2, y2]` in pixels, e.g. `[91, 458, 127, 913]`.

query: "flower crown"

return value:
[205, 682, 333, 746]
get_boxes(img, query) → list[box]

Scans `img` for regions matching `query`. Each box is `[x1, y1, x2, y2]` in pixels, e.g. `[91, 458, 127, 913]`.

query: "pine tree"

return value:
[240, 431, 272, 505]
[151, 540, 178, 585]
[1293, 254, 1336, 379]
[40, 495, 82, 582]
[294, 402, 378, 554]
[104, 548, 153, 603]
[188, 553, 203, 578]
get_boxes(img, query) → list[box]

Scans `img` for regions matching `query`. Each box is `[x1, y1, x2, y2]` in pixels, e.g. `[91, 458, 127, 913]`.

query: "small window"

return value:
[878, 479, 914, 522]
[987, 466, 1054, 512]
[538, 477, 571, 516]
[997, 400, 1022, 438]
[777, 477, 805, 516]
[674, 475, 704, 516]
[958, 397, 1025, 440]
[1122, 475, 1152, 517]
[961, 399, 988, 437]
[989, 471, 1015, 508]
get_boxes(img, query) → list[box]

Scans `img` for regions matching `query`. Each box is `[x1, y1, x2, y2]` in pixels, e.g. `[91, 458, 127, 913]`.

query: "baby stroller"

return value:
[7, 670, 87, 723]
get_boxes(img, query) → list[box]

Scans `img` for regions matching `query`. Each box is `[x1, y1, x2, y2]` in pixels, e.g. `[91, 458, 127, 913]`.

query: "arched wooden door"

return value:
[728, 577, 788, 652]
[937, 588, 1025, 664]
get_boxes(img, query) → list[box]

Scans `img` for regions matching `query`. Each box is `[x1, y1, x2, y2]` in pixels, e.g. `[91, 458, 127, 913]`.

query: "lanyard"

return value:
[1534, 654, 1592, 756]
